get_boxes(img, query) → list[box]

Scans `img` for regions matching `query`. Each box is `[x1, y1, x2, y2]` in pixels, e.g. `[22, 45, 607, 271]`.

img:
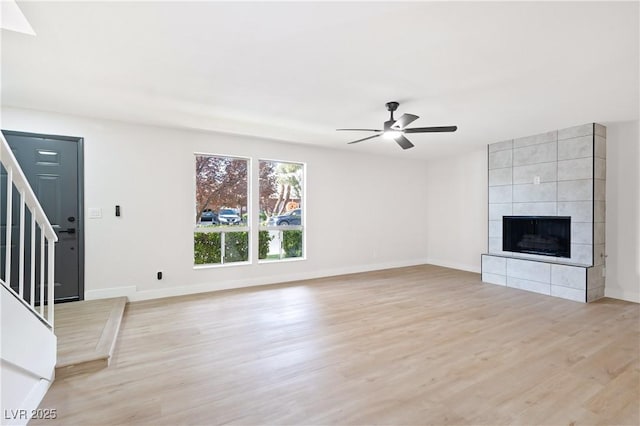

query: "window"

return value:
[194, 154, 249, 265]
[259, 160, 305, 261]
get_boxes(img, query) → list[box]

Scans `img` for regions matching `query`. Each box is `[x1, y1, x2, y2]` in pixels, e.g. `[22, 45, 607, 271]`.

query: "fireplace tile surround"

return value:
[482, 123, 606, 303]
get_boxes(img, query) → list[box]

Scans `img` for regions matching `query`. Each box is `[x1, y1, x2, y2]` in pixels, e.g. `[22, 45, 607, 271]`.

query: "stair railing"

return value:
[1, 132, 57, 328]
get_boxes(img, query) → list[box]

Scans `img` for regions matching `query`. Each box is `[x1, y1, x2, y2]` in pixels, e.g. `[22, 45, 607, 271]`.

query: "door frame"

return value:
[2, 129, 85, 301]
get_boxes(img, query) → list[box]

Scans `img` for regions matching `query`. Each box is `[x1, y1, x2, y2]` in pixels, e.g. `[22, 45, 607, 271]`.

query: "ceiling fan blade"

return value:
[394, 134, 414, 150]
[347, 134, 382, 145]
[337, 128, 383, 132]
[390, 113, 419, 130]
[404, 126, 458, 133]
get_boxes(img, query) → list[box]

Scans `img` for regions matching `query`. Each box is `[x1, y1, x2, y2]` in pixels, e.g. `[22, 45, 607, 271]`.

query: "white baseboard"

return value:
[1, 378, 52, 426]
[87, 259, 430, 302]
[605, 287, 640, 303]
[85, 286, 137, 300]
[425, 258, 481, 274]
[81, 262, 638, 304]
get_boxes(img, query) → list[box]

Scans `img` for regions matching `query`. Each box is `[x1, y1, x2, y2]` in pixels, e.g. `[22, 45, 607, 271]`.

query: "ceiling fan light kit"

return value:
[383, 130, 403, 140]
[337, 101, 457, 150]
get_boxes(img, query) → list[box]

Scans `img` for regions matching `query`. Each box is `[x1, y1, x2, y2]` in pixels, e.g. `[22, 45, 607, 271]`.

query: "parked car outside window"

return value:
[267, 208, 302, 226]
[218, 208, 242, 225]
[200, 209, 219, 224]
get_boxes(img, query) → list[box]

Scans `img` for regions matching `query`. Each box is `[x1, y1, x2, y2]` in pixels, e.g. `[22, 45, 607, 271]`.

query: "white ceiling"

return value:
[2, 1, 638, 159]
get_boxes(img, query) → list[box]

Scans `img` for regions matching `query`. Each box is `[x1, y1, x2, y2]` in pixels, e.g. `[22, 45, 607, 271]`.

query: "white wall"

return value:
[1, 107, 430, 301]
[605, 120, 640, 302]
[423, 122, 640, 303]
[3, 107, 637, 303]
[424, 146, 488, 273]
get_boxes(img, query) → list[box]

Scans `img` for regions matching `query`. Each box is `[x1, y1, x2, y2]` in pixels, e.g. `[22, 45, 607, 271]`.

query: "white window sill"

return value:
[193, 261, 251, 270]
[258, 256, 306, 264]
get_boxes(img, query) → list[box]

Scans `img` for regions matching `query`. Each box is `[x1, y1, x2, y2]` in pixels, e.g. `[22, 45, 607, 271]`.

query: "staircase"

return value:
[1, 133, 58, 425]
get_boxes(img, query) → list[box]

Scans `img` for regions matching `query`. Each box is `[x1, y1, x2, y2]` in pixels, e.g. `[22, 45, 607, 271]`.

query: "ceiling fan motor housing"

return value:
[384, 120, 395, 131]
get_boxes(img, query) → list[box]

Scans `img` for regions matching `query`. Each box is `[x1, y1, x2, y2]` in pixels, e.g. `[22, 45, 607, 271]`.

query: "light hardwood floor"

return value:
[54, 297, 127, 378]
[34, 265, 639, 425]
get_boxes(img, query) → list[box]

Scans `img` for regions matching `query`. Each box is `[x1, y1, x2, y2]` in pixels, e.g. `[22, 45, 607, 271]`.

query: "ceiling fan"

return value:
[337, 101, 457, 150]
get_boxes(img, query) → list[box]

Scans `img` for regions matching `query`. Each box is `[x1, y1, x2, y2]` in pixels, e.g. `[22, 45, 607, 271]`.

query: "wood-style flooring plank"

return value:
[33, 265, 639, 425]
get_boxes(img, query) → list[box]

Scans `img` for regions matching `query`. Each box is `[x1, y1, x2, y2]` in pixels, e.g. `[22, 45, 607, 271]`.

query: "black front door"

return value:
[1, 131, 84, 302]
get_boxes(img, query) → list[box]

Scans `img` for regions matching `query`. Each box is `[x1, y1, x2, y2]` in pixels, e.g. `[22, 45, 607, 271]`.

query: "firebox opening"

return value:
[503, 216, 571, 258]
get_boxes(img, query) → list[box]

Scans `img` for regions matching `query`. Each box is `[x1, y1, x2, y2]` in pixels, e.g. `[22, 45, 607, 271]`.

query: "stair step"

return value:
[55, 297, 127, 379]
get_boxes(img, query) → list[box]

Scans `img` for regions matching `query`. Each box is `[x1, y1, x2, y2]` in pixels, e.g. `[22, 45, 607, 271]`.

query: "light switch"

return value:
[88, 208, 102, 219]
[533, 176, 541, 185]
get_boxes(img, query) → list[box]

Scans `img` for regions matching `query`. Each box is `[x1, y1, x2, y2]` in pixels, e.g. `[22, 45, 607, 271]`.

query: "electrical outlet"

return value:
[533, 176, 541, 185]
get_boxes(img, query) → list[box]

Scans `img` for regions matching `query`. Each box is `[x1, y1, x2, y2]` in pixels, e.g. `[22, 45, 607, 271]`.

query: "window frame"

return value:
[193, 152, 252, 268]
[257, 158, 306, 263]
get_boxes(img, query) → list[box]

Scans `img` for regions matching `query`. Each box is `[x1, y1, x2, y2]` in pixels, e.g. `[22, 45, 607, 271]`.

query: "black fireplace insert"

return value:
[503, 216, 571, 258]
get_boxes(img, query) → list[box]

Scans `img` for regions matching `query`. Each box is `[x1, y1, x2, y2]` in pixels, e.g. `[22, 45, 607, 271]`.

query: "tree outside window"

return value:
[194, 155, 249, 265]
[259, 160, 304, 261]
